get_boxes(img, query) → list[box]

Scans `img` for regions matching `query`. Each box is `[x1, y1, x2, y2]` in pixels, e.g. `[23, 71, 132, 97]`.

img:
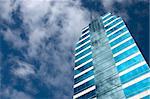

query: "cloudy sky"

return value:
[0, 0, 149, 99]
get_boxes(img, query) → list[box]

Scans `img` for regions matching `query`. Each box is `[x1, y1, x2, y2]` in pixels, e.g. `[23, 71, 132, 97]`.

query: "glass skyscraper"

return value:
[73, 13, 150, 99]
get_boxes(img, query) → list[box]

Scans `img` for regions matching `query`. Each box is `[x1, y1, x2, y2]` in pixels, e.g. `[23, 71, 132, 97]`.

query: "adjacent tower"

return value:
[73, 13, 150, 99]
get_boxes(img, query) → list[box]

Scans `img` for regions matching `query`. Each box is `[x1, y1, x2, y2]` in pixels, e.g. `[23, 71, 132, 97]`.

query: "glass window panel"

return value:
[75, 47, 91, 60]
[95, 74, 122, 97]
[79, 32, 89, 40]
[112, 39, 135, 54]
[93, 50, 112, 64]
[75, 42, 91, 54]
[108, 27, 128, 40]
[82, 28, 88, 34]
[74, 70, 94, 84]
[117, 54, 144, 72]
[106, 22, 125, 35]
[75, 54, 92, 66]
[82, 32, 90, 39]
[74, 61, 93, 75]
[78, 89, 96, 99]
[120, 64, 149, 84]
[74, 79, 95, 94]
[114, 46, 139, 62]
[97, 86, 126, 99]
[92, 45, 109, 56]
[95, 70, 118, 84]
[104, 16, 117, 26]
[102, 14, 112, 21]
[77, 36, 90, 47]
[124, 78, 149, 98]
[94, 57, 115, 72]
[88, 16, 126, 99]
[141, 95, 150, 99]
[105, 18, 122, 30]
[110, 32, 131, 46]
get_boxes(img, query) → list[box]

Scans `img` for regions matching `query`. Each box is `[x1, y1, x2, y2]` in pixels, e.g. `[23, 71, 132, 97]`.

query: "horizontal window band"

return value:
[74, 88, 96, 99]
[75, 48, 91, 60]
[111, 36, 132, 50]
[74, 66, 94, 79]
[79, 32, 89, 41]
[105, 20, 123, 32]
[118, 61, 146, 76]
[110, 32, 131, 47]
[107, 25, 126, 37]
[107, 23, 125, 37]
[82, 26, 89, 32]
[120, 66, 149, 85]
[81, 31, 90, 40]
[113, 43, 136, 57]
[75, 54, 92, 66]
[102, 13, 111, 20]
[128, 90, 150, 99]
[82, 29, 88, 34]
[117, 54, 144, 73]
[115, 51, 141, 66]
[104, 17, 120, 27]
[103, 16, 117, 26]
[122, 72, 150, 89]
[75, 45, 91, 56]
[112, 38, 135, 54]
[74, 75, 94, 88]
[75, 40, 91, 50]
[103, 16, 114, 24]
[105, 18, 122, 30]
[81, 30, 90, 37]
[123, 78, 149, 98]
[75, 52, 92, 63]
[74, 70, 94, 84]
[73, 85, 96, 99]
[74, 79, 95, 95]
[108, 27, 128, 41]
[74, 61, 93, 75]
[75, 42, 91, 53]
[77, 35, 90, 45]
[114, 46, 139, 63]
[74, 59, 93, 70]
[109, 30, 130, 44]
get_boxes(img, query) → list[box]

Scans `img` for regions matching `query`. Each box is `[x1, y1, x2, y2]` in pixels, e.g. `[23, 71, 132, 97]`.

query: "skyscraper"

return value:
[73, 13, 150, 99]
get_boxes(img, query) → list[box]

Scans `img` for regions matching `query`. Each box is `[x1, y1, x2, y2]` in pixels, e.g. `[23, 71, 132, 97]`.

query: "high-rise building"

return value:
[73, 13, 150, 99]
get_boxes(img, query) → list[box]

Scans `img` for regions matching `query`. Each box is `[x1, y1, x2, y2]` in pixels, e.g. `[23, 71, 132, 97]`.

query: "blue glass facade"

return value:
[73, 13, 150, 99]
[73, 27, 96, 99]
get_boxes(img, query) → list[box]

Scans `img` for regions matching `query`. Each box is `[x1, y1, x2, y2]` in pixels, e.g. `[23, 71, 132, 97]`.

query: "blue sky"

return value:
[0, 0, 149, 99]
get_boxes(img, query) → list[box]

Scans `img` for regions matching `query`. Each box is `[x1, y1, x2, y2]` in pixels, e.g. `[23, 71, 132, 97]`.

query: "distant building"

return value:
[73, 13, 150, 99]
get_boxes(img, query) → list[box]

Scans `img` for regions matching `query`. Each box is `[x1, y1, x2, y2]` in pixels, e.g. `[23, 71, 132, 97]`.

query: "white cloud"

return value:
[0, 0, 91, 98]
[0, 87, 33, 99]
[0, 0, 14, 21]
[7, 0, 90, 57]
[2, 28, 27, 48]
[101, 0, 123, 9]
[12, 60, 35, 78]
[100, 0, 129, 21]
